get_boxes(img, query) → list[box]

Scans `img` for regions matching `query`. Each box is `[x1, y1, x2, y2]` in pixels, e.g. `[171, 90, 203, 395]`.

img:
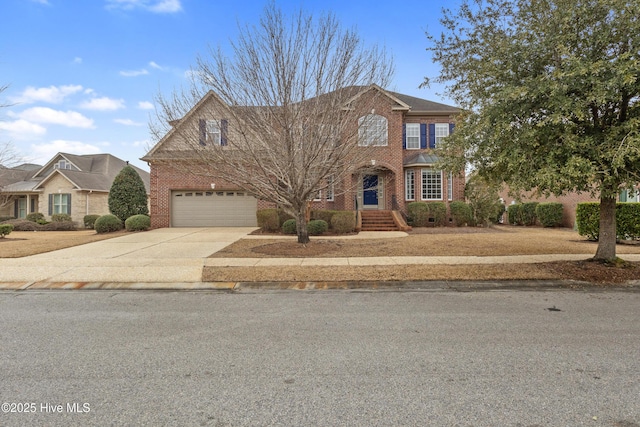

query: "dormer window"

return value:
[55, 160, 72, 170]
[206, 120, 221, 144]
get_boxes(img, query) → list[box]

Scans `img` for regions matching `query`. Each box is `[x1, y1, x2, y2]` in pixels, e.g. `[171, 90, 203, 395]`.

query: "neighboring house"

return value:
[142, 84, 464, 228]
[0, 153, 150, 224]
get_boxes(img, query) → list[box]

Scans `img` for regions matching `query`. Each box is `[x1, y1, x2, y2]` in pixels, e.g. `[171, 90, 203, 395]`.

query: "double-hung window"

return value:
[434, 123, 449, 146]
[405, 170, 415, 201]
[49, 193, 71, 215]
[206, 120, 221, 144]
[421, 169, 442, 200]
[358, 114, 388, 146]
[405, 123, 420, 149]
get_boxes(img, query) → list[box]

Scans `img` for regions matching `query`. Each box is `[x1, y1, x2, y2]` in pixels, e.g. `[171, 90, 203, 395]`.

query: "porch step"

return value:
[360, 210, 400, 231]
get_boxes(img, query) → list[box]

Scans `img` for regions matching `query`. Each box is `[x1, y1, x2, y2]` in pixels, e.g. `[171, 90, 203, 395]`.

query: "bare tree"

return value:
[150, 2, 393, 243]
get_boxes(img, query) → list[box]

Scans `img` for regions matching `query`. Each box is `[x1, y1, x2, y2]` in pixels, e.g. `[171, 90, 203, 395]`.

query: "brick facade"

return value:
[145, 86, 465, 227]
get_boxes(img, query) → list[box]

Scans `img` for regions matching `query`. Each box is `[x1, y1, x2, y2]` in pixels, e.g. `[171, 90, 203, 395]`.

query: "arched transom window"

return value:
[358, 114, 388, 146]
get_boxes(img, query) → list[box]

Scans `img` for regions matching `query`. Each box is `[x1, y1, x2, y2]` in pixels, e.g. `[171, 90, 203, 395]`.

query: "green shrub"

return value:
[536, 203, 563, 227]
[125, 214, 151, 232]
[407, 202, 446, 227]
[577, 202, 640, 241]
[576, 202, 601, 240]
[464, 176, 504, 226]
[84, 214, 100, 229]
[616, 203, 640, 240]
[51, 213, 73, 222]
[42, 221, 76, 231]
[331, 211, 356, 234]
[507, 204, 523, 225]
[26, 212, 45, 223]
[449, 201, 473, 226]
[257, 209, 280, 232]
[108, 165, 149, 222]
[282, 219, 297, 235]
[94, 214, 123, 234]
[0, 216, 15, 222]
[307, 219, 328, 235]
[521, 202, 539, 226]
[0, 224, 13, 238]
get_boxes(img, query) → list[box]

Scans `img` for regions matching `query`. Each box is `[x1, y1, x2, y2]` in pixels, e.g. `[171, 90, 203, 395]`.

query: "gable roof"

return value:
[1, 153, 150, 194]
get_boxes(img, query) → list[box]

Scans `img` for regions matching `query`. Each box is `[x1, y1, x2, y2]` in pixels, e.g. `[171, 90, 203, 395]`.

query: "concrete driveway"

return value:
[0, 227, 255, 285]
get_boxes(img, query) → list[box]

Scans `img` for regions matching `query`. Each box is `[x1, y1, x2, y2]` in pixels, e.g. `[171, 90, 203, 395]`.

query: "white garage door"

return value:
[171, 190, 257, 227]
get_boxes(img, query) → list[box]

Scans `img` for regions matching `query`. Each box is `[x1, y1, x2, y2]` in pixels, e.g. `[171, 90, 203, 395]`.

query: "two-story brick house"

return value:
[142, 85, 464, 228]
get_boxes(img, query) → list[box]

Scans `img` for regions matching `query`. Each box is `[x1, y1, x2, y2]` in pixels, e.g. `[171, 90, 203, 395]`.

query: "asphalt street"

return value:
[1, 289, 638, 426]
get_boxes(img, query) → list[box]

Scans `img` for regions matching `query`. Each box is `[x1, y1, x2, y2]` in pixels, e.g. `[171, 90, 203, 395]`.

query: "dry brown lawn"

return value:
[0, 230, 126, 258]
[212, 226, 640, 258]
[205, 226, 640, 284]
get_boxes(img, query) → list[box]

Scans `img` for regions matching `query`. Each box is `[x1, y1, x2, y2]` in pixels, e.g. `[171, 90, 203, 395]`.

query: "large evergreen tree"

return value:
[108, 165, 149, 222]
[427, 0, 640, 261]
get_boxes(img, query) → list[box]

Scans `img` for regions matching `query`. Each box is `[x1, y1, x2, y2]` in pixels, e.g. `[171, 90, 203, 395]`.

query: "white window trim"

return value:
[421, 169, 443, 201]
[358, 114, 388, 147]
[405, 123, 420, 150]
[405, 170, 415, 201]
[447, 172, 453, 201]
[52, 193, 69, 214]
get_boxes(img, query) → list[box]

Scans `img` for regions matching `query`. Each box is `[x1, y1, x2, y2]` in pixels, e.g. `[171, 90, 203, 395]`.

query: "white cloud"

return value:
[81, 97, 125, 111]
[106, 0, 182, 14]
[114, 118, 144, 126]
[137, 101, 154, 110]
[14, 107, 95, 129]
[13, 85, 84, 104]
[30, 140, 102, 164]
[119, 69, 149, 77]
[149, 61, 164, 70]
[0, 119, 47, 140]
[73, 57, 83, 64]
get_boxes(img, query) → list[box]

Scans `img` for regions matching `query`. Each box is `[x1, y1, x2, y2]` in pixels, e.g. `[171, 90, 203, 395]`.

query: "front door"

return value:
[363, 175, 378, 207]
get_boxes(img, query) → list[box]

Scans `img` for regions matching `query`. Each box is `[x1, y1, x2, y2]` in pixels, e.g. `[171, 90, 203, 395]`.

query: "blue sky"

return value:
[1, 0, 456, 171]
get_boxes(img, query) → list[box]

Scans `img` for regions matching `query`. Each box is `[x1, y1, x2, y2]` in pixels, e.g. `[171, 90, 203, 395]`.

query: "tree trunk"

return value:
[295, 209, 310, 244]
[594, 195, 617, 261]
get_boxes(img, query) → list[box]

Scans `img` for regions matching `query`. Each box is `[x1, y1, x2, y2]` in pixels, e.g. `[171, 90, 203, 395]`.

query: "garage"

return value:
[171, 190, 257, 227]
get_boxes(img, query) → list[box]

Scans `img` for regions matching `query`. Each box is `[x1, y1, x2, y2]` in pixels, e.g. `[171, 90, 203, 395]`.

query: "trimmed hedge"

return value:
[507, 204, 522, 225]
[282, 219, 297, 235]
[84, 214, 100, 229]
[257, 209, 280, 232]
[536, 203, 563, 227]
[41, 221, 76, 231]
[277, 209, 295, 227]
[0, 216, 15, 222]
[0, 219, 76, 231]
[407, 202, 447, 227]
[577, 202, 640, 241]
[520, 202, 539, 226]
[0, 224, 13, 238]
[331, 211, 356, 234]
[51, 213, 73, 222]
[94, 214, 123, 234]
[307, 219, 328, 235]
[449, 201, 472, 226]
[125, 214, 150, 232]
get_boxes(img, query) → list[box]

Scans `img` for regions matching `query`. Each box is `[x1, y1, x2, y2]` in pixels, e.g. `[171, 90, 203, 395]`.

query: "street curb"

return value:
[2, 279, 639, 292]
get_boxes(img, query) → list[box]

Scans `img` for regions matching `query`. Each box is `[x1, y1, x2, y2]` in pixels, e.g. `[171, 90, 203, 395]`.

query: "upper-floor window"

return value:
[358, 114, 388, 147]
[435, 123, 450, 146]
[199, 118, 228, 146]
[405, 124, 420, 150]
[55, 160, 72, 170]
[206, 120, 221, 144]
